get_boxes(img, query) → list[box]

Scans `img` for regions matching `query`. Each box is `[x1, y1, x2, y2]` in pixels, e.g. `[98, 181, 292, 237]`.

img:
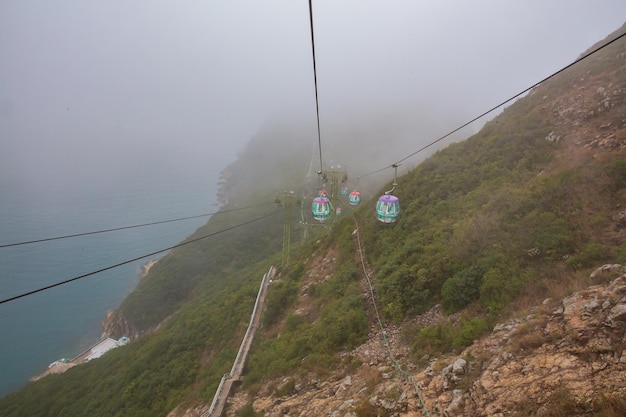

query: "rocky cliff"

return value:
[101, 259, 158, 340]
[222, 264, 626, 416]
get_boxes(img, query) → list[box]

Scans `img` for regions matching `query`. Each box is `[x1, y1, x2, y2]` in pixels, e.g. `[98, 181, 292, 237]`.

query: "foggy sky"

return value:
[1, 0, 625, 198]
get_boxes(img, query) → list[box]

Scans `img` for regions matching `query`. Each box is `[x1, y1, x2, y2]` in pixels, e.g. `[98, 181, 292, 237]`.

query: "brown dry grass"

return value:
[505, 266, 590, 320]
[293, 245, 341, 322]
[508, 317, 548, 354]
[359, 364, 382, 394]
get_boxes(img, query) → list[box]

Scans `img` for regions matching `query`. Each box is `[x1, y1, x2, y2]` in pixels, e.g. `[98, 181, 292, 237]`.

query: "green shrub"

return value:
[313, 296, 368, 350]
[479, 267, 529, 313]
[379, 265, 431, 321]
[577, 242, 608, 267]
[412, 321, 456, 357]
[605, 159, 626, 191]
[567, 242, 611, 270]
[441, 265, 484, 313]
[453, 317, 489, 348]
[236, 404, 260, 417]
[565, 255, 582, 270]
[285, 313, 305, 332]
[617, 246, 626, 264]
[263, 279, 299, 327]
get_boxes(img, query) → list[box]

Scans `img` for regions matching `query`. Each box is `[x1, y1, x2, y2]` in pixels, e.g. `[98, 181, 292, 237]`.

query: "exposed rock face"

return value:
[101, 260, 158, 339]
[101, 310, 141, 340]
[221, 265, 626, 417]
[534, 26, 626, 154]
[459, 265, 626, 416]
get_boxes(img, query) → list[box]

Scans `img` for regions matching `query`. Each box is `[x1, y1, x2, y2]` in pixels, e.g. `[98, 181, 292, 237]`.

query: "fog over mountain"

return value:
[1, 1, 625, 200]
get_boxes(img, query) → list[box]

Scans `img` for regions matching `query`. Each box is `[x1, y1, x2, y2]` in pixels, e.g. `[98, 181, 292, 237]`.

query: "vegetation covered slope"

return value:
[238, 23, 626, 415]
[0, 23, 624, 417]
[357, 25, 626, 323]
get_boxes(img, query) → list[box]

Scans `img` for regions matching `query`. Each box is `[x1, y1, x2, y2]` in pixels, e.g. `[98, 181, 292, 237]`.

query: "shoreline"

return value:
[139, 259, 158, 280]
[30, 259, 158, 382]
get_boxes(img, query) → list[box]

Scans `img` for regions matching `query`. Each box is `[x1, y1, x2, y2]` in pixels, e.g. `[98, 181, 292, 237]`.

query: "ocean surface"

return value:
[0, 170, 219, 398]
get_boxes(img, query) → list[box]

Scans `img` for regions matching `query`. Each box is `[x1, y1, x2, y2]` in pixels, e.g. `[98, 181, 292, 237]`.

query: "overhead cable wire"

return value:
[360, 31, 626, 178]
[352, 217, 432, 416]
[0, 210, 281, 305]
[308, 0, 324, 174]
[0, 201, 274, 249]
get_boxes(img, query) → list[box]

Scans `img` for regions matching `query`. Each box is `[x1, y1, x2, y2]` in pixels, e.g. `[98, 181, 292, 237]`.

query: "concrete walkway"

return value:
[203, 266, 275, 417]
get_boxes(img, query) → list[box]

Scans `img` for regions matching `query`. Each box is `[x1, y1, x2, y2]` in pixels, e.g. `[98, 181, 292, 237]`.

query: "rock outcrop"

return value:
[457, 264, 626, 415]
[222, 265, 626, 416]
[101, 260, 158, 339]
[101, 310, 141, 340]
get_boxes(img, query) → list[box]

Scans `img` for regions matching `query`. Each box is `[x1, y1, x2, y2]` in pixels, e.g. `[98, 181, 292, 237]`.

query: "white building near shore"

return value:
[84, 336, 130, 362]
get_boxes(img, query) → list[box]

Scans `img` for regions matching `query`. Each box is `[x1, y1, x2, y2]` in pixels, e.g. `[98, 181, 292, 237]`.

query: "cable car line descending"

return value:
[308, 0, 324, 176]
[352, 217, 432, 415]
[307, 0, 338, 225]
[0, 201, 274, 249]
[0, 210, 280, 305]
[359, 31, 626, 179]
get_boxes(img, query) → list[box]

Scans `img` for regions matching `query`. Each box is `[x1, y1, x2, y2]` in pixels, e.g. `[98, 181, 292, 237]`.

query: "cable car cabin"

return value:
[340, 187, 349, 196]
[348, 191, 361, 206]
[312, 196, 332, 222]
[376, 195, 400, 223]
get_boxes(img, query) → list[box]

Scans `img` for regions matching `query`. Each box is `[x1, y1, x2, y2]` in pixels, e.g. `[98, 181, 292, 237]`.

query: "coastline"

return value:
[30, 259, 158, 382]
[101, 258, 158, 338]
[139, 259, 158, 280]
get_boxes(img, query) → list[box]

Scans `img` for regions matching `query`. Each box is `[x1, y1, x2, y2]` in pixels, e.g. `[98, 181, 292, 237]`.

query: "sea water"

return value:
[0, 170, 219, 398]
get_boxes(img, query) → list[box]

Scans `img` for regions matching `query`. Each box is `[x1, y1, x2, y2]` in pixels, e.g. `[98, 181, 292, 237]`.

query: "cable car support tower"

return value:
[280, 191, 296, 267]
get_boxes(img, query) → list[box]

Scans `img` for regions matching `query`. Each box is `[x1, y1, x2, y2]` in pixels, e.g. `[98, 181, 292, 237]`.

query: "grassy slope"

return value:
[358, 27, 626, 323]
[0, 25, 624, 417]
[246, 25, 626, 387]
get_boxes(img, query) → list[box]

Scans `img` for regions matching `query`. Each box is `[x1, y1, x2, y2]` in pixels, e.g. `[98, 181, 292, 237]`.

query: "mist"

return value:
[1, 1, 625, 207]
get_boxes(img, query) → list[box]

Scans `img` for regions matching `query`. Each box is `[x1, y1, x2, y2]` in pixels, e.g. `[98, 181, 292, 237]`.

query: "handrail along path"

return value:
[202, 266, 275, 417]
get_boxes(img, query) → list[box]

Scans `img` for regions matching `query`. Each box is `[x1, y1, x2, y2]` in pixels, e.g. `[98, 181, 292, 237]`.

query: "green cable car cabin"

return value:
[312, 196, 332, 222]
[376, 194, 399, 223]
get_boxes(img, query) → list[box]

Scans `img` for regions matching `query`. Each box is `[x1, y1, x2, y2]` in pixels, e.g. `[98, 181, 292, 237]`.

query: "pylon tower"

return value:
[282, 191, 294, 267]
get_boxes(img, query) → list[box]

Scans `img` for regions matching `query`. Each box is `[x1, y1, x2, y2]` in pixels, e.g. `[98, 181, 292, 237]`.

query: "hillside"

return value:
[221, 23, 626, 416]
[229, 265, 626, 416]
[0, 23, 624, 417]
[223, 28, 626, 416]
